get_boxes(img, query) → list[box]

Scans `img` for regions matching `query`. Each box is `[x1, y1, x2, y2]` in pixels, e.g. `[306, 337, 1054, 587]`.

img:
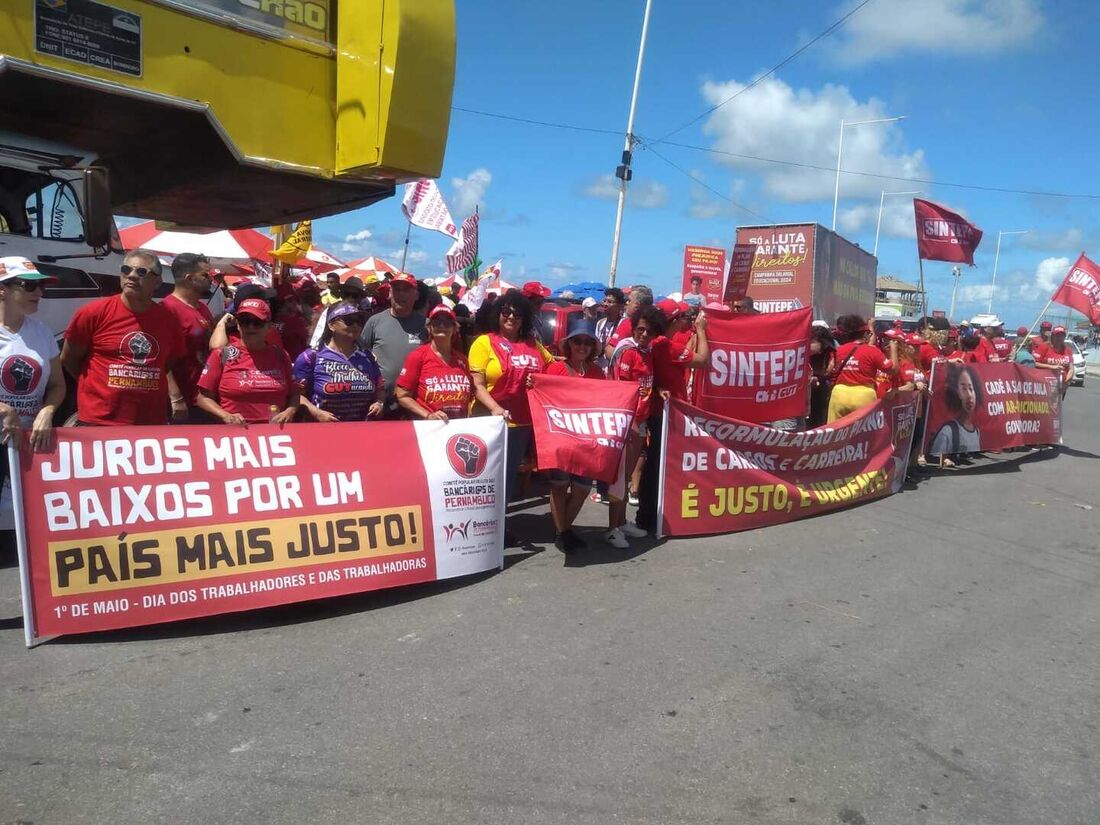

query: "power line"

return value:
[646, 137, 1100, 201]
[651, 0, 876, 145]
[451, 106, 624, 136]
[638, 139, 771, 221]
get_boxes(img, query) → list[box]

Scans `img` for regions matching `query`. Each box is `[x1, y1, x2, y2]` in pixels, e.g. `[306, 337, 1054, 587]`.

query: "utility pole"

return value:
[948, 265, 962, 320]
[607, 0, 653, 288]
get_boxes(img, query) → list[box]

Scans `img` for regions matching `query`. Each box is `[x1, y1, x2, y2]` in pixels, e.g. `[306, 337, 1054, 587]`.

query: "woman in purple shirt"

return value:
[293, 302, 385, 422]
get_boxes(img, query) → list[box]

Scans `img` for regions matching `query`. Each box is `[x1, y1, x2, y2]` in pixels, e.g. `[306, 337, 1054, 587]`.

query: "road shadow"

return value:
[43, 567, 500, 646]
[561, 532, 667, 567]
[1059, 445, 1100, 460]
[936, 447, 1061, 476]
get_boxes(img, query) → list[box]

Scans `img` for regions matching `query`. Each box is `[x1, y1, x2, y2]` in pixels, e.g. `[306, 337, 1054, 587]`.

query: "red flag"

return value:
[913, 198, 983, 265]
[697, 307, 812, 422]
[1051, 253, 1100, 325]
[528, 374, 638, 483]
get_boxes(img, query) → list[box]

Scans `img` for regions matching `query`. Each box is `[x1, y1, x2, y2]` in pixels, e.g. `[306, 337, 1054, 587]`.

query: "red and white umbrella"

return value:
[120, 221, 272, 263]
[120, 221, 344, 274]
[333, 256, 401, 284]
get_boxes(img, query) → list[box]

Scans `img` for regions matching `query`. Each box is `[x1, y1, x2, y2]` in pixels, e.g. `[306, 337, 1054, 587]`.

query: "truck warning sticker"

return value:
[35, 0, 143, 78]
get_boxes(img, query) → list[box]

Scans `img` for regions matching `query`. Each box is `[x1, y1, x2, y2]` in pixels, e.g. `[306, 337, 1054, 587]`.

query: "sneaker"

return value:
[620, 522, 647, 538]
[603, 528, 630, 549]
[628, 490, 640, 507]
[590, 491, 606, 504]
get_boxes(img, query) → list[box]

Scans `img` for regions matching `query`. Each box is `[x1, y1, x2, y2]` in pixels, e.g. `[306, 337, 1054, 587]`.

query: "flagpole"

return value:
[400, 220, 412, 272]
[1013, 297, 1055, 359]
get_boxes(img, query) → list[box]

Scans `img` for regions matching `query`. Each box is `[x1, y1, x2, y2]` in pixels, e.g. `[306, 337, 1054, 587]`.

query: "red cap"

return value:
[1040, 320, 1053, 330]
[429, 305, 456, 322]
[522, 280, 551, 299]
[655, 298, 682, 319]
[236, 298, 271, 321]
[678, 301, 692, 315]
[1052, 325, 1066, 334]
[390, 272, 417, 287]
[1016, 325, 1029, 337]
[883, 327, 904, 341]
[904, 333, 923, 346]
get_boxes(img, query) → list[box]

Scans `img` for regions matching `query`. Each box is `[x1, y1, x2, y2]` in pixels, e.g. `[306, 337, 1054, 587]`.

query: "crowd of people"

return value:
[0, 250, 1078, 553]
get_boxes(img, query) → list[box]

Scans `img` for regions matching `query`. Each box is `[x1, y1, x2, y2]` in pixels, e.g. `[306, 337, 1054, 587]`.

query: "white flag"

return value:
[402, 180, 459, 239]
[445, 214, 479, 274]
[482, 259, 502, 281]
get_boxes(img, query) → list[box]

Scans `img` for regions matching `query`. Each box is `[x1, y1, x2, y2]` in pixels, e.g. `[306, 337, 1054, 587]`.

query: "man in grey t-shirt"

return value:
[359, 273, 427, 413]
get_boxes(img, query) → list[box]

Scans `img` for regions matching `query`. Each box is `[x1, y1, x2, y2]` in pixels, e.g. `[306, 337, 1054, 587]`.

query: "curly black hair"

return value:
[835, 314, 869, 344]
[487, 290, 536, 339]
[944, 363, 982, 414]
[630, 304, 666, 338]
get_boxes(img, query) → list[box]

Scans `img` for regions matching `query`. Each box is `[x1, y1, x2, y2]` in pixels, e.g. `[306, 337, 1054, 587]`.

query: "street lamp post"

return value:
[873, 190, 921, 257]
[831, 115, 907, 231]
[607, 0, 653, 288]
[988, 229, 1029, 314]
[948, 266, 962, 320]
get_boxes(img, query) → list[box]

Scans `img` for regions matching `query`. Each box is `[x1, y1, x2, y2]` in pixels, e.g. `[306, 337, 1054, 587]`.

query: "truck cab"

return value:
[0, 137, 125, 339]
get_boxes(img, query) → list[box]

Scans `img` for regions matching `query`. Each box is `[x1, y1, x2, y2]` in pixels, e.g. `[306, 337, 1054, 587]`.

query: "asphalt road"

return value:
[3, 384, 1099, 825]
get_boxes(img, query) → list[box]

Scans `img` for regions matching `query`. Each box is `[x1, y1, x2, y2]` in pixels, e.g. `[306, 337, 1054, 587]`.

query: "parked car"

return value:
[1067, 339, 1087, 386]
[538, 301, 586, 355]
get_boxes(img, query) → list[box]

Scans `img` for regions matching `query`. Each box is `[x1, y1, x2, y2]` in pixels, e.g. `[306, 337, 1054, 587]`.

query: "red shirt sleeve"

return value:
[65, 302, 96, 349]
[616, 348, 640, 380]
[197, 349, 225, 397]
[608, 318, 633, 349]
[395, 346, 423, 393]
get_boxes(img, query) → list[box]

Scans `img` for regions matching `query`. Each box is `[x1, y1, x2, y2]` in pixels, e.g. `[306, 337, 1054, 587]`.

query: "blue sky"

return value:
[314, 0, 1100, 328]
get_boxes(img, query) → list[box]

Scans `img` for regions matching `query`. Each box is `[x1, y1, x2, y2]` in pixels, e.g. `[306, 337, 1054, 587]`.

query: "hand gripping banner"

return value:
[11, 419, 506, 645]
[528, 373, 638, 483]
[658, 394, 918, 537]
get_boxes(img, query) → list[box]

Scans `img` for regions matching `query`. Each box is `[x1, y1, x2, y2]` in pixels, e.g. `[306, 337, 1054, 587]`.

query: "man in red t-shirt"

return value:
[605, 284, 653, 356]
[161, 252, 214, 420]
[62, 250, 186, 426]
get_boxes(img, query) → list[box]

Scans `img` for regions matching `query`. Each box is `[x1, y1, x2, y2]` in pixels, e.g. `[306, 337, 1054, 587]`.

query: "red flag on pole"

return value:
[913, 198, 983, 265]
[528, 374, 639, 483]
[1051, 253, 1100, 325]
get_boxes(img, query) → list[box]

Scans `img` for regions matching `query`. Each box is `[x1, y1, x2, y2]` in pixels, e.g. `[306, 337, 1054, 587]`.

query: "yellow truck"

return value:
[0, 0, 455, 331]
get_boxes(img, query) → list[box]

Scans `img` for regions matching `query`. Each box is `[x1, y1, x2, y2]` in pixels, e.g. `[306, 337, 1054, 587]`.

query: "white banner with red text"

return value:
[11, 419, 506, 645]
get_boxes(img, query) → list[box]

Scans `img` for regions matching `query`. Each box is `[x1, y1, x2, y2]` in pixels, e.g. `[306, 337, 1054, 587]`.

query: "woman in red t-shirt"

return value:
[543, 322, 605, 554]
[197, 298, 299, 425]
[396, 305, 473, 421]
[827, 314, 898, 423]
[606, 306, 667, 548]
[1034, 326, 1075, 397]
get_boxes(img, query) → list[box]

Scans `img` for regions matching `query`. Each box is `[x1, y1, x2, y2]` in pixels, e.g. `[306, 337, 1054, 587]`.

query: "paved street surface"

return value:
[3, 386, 1099, 825]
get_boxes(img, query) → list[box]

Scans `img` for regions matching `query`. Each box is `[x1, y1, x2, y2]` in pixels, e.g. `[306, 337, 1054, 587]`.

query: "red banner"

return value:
[1051, 253, 1100, 325]
[682, 245, 727, 305]
[528, 374, 638, 483]
[659, 394, 918, 537]
[12, 420, 506, 643]
[923, 361, 1061, 456]
[696, 307, 812, 423]
[914, 198, 983, 265]
[723, 243, 755, 303]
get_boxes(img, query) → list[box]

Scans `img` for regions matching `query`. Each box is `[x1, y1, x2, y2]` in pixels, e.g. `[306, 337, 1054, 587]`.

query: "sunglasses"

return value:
[499, 307, 519, 318]
[430, 317, 456, 327]
[5, 279, 46, 292]
[238, 316, 268, 327]
[337, 315, 365, 327]
[120, 264, 156, 277]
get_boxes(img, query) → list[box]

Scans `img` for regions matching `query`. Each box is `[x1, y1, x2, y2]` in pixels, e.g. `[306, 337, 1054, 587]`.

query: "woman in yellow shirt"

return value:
[468, 291, 553, 505]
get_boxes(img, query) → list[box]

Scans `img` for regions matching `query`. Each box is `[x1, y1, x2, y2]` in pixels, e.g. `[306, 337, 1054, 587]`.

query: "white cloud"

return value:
[1014, 255, 1071, 300]
[341, 228, 373, 254]
[548, 261, 582, 279]
[838, 196, 917, 244]
[451, 168, 492, 216]
[583, 175, 669, 209]
[830, 0, 1044, 64]
[688, 172, 747, 220]
[700, 77, 928, 202]
[1018, 228, 1085, 252]
[956, 284, 993, 304]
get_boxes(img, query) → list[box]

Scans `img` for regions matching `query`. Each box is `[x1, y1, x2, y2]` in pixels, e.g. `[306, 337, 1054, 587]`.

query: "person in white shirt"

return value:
[0, 257, 66, 493]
